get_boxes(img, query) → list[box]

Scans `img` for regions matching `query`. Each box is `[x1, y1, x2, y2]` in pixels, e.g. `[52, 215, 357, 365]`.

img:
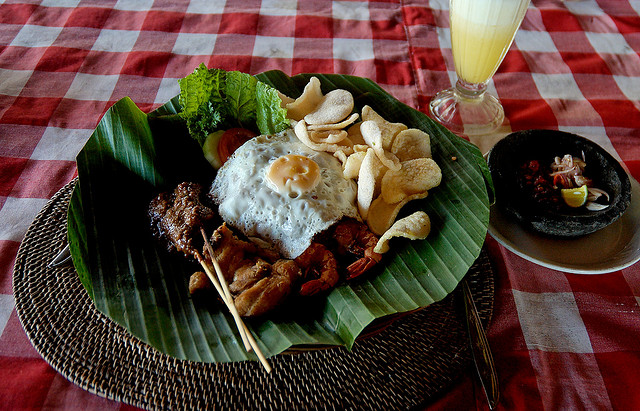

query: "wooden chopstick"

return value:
[197, 229, 272, 373]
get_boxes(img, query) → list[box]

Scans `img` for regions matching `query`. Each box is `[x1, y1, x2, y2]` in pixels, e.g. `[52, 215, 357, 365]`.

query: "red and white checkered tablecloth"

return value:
[1, 0, 639, 409]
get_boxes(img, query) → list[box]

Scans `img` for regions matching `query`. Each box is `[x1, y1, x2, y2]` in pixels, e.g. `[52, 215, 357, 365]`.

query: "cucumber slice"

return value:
[202, 130, 225, 169]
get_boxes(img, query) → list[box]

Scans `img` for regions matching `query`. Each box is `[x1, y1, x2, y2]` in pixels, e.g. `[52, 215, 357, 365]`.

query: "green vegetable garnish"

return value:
[256, 81, 290, 137]
[178, 64, 289, 145]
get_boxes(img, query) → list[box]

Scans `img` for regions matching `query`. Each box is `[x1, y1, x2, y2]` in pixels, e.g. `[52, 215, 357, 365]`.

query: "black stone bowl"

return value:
[487, 130, 631, 237]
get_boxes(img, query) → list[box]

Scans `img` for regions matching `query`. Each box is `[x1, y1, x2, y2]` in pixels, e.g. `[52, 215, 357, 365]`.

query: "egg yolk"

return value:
[266, 154, 321, 198]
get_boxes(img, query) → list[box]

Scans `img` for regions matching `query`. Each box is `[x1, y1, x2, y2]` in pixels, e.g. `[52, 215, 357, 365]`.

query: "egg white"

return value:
[209, 129, 359, 259]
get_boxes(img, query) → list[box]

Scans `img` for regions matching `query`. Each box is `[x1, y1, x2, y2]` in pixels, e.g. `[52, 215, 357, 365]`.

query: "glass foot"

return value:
[429, 86, 504, 136]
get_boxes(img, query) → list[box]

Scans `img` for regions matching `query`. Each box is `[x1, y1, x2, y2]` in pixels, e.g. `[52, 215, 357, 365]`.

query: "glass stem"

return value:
[455, 78, 488, 102]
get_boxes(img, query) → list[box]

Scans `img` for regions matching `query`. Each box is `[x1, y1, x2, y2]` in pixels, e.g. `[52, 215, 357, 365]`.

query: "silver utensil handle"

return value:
[47, 244, 72, 268]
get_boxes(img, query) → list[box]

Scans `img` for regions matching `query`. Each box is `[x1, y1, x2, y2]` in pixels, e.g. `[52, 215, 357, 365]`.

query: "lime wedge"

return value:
[561, 185, 588, 208]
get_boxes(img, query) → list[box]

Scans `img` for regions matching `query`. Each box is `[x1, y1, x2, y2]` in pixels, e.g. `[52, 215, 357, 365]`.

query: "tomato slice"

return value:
[217, 128, 258, 164]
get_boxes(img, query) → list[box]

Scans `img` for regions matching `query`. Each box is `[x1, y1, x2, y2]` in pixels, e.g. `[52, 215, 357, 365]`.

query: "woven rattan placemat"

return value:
[13, 179, 494, 410]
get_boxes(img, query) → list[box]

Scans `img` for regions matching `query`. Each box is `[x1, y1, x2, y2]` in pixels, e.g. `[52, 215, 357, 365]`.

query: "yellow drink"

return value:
[450, 0, 529, 84]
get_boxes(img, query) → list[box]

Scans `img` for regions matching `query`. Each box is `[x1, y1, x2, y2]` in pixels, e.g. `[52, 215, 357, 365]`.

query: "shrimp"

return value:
[295, 242, 339, 296]
[332, 218, 382, 280]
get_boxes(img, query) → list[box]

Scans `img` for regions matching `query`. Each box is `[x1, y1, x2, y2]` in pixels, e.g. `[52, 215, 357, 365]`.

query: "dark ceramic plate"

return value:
[487, 130, 631, 237]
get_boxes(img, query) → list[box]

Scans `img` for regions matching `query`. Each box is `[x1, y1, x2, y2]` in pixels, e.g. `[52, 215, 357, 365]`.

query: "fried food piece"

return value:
[228, 259, 272, 294]
[332, 218, 382, 280]
[367, 192, 429, 236]
[360, 120, 401, 171]
[381, 158, 442, 204]
[285, 77, 324, 121]
[343, 150, 367, 179]
[374, 211, 431, 254]
[391, 128, 432, 161]
[295, 242, 339, 296]
[208, 224, 301, 317]
[294, 119, 353, 154]
[234, 260, 301, 317]
[304, 89, 354, 125]
[308, 113, 359, 131]
[357, 148, 387, 219]
[361, 105, 407, 150]
[189, 271, 211, 294]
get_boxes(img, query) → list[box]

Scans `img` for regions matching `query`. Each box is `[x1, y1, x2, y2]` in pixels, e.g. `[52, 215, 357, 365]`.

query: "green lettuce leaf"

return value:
[225, 70, 257, 129]
[178, 64, 227, 145]
[178, 65, 289, 144]
[256, 81, 290, 135]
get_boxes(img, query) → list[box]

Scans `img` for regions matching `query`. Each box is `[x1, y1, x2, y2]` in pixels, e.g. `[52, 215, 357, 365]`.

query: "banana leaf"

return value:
[68, 71, 493, 362]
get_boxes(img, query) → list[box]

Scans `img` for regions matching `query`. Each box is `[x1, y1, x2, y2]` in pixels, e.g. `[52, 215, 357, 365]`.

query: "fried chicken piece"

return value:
[188, 271, 211, 294]
[207, 224, 301, 317]
[234, 260, 301, 317]
[228, 260, 271, 294]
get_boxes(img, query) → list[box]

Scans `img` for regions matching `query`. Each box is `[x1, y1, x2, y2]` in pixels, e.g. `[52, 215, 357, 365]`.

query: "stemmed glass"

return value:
[429, 0, 530, 135]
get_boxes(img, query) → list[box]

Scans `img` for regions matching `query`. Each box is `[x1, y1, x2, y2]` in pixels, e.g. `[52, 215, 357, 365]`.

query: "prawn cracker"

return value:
[343, 150, 367, 180]
[304, 89, 354, 125]
[347, 121, 366, 146]
[391, 128, 432, 161]
[278, 91, 295, 107]
[367, 192, 428, 236]
[374, 211, 431, 254]
[361, 105, 407, 150]
[307, 113, 359, 131]
[294, 120, 350, 153]
[286, 77, 324, 121]
[360, 120, 401, 171]
[309, 129, 348, 145]
[357, 148, 387, 220]
[381, 158, 441, 204]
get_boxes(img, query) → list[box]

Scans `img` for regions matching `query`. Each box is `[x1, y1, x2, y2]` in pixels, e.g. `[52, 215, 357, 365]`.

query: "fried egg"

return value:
[209, 129, 359, 259]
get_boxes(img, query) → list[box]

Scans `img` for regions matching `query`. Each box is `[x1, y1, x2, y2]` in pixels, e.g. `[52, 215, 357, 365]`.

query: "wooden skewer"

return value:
[201, 231, 234, 308]
[195, 251, 252, 352]
[196, 255, 271, 373]
[207, 258, 272, 372]
[198, 229, 272, 373]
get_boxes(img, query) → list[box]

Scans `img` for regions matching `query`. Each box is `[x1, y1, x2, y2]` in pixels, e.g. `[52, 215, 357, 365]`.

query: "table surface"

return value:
[1, 0, 639, 409]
